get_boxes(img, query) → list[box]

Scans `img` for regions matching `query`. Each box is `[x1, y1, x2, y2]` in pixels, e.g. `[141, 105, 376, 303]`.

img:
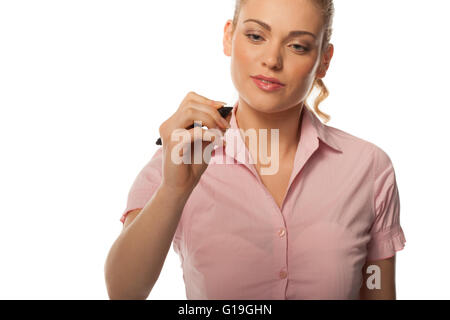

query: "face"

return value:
[223, 0, 333, 113]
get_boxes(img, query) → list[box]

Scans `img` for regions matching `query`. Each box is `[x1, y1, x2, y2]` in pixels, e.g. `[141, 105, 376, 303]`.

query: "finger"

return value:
[189, 103, 230, 129]
[188, 91, 227, 109]
[174, 127, 224, 160]
[186, 127, 224, 143]
[180, 108, 220, 131]
[223, 111, 232, 126]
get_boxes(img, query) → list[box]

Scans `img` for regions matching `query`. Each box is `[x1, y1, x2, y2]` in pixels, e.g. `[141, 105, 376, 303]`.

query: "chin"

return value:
[244, 97, 288, 114]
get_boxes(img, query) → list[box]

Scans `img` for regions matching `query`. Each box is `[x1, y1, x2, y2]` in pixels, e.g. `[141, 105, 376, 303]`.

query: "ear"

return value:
[223, 20, 234, 57]
[316, 43, 334, 79]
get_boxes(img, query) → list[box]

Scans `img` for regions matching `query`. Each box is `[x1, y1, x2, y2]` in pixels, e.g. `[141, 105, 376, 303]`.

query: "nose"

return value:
[262, 45, 283, 69]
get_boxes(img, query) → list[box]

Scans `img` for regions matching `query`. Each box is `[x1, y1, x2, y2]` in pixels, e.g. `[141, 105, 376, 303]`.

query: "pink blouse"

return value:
[120, 101, 406, 299]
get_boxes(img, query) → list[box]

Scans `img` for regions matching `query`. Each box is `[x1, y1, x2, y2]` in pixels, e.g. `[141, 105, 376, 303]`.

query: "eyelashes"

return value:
[245, 33, 310, 53]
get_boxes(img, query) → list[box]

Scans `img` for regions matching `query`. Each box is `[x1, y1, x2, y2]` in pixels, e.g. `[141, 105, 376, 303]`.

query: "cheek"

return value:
[283, 64, 317, 100]
[232, 39, 253, 69]
[292, 60, 317, 78]
[289, 62, 317, 87]
[230, 41, 254, 85]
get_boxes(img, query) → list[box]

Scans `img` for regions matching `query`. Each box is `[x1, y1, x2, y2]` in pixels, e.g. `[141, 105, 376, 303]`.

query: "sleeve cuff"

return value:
[366, 224, 406, 262]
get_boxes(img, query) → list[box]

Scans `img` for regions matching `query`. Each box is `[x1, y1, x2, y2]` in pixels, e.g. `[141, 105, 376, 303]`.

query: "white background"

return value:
[0, 0, 448, 299]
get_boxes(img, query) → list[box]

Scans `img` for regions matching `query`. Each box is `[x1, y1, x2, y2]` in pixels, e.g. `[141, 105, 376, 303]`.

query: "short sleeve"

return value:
[366, 145, 406, 262]
[120, 148, 163, 224]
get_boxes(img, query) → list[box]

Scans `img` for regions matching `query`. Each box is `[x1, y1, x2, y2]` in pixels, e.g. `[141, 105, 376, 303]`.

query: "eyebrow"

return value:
[243, 19, 317, 40]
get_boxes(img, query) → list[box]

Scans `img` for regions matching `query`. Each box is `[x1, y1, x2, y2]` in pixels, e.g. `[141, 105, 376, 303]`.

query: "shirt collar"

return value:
[221, 100, 342, 165]
[301, 104, 343, 153]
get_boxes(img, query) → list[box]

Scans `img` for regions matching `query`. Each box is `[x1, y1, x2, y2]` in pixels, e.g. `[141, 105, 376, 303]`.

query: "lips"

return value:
[251, 77, 285, 92]
[251, 75, 285, 86]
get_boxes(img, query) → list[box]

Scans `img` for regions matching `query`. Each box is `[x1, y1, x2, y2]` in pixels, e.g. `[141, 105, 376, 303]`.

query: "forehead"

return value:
[239, 0, 324, 35]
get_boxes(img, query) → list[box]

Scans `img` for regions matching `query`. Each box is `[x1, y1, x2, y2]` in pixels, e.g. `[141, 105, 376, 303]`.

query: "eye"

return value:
[245, 33, 263, 42]
[246, 33, 309, 53]
[291, 44, 309, 53]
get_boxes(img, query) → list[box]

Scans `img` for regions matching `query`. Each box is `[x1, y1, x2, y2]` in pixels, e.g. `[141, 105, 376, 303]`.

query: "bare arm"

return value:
[104, 184, 192, 300]
[104, 92, 230, 299]
[359, 255, 396, 300]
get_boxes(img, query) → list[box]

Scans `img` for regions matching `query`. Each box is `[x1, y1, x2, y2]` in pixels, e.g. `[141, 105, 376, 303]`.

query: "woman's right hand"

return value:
[158, 91, 231, 194]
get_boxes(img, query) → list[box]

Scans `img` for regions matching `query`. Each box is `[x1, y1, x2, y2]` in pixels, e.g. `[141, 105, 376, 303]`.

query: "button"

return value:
[278, 228, 285, 237]
[279, 270, 288, 279]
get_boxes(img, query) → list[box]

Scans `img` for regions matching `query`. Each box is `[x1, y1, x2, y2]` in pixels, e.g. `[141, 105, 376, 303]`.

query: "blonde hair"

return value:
[231, 0, 335, 123]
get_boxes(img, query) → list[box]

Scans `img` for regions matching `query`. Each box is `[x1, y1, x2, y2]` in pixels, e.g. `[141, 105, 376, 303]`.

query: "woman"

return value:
[105, 0, 406, 300]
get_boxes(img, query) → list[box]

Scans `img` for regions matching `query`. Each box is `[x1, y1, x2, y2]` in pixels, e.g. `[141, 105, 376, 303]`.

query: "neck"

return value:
[235, 99, 304, 160]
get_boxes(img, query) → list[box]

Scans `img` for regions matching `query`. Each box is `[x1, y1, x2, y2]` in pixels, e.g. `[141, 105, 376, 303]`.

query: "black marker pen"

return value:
[155, 105, 233, 146]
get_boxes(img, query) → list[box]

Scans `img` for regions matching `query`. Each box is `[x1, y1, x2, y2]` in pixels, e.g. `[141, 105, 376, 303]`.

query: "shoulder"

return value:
[327, 126, 394, 181]
[324, 124, 395, 173]
[135, 147, 164, 181]
[148, 147, 163, 168]
[329, 124, 391, 154]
